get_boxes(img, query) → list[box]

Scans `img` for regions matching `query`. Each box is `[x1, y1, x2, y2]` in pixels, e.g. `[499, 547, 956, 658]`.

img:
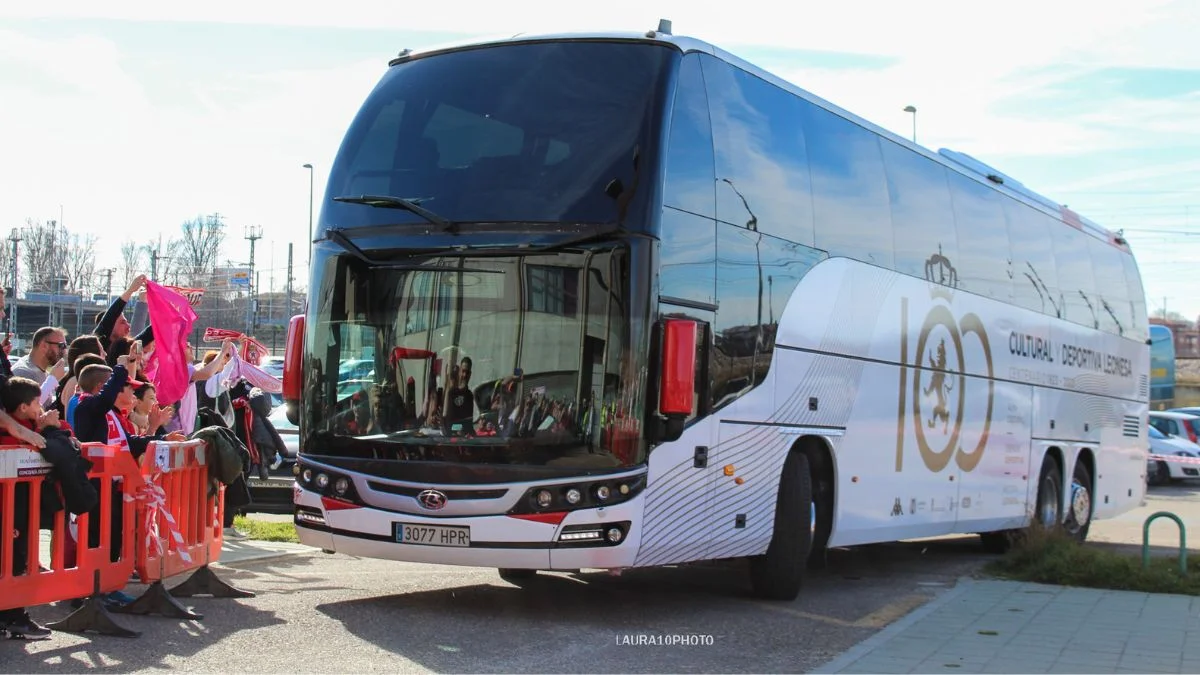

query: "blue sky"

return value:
[1, 1, 1197, 320]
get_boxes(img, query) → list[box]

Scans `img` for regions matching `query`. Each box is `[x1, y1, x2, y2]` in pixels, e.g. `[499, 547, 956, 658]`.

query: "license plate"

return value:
[395, 523, 471, 547]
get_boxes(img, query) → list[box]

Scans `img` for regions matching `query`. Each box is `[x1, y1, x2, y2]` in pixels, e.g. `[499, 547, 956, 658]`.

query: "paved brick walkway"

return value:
[813, 579, 1200, 674]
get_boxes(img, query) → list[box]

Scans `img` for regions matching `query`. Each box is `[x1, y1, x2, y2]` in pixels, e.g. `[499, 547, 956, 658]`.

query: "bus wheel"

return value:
[498, 568, 538, 583]
[807, 470, 832, 571]
[1064, 461, 1093, 542]
[749, 453, 813, 601]
[1033, 457, 1063, 531]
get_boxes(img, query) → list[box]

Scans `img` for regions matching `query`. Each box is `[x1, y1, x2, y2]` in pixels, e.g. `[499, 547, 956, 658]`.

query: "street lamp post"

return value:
[302, 163, 314, 267]
[903, 105, 917, 143]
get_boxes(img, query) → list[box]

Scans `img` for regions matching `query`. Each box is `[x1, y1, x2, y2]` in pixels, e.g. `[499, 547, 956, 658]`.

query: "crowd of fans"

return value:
[0, 274, 285, 640]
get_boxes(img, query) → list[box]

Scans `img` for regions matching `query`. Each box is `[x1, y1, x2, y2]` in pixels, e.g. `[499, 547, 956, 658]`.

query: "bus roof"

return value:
[389, 24, 1128, 252]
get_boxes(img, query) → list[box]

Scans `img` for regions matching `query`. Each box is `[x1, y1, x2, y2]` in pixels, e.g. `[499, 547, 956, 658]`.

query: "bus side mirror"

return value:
[658, 318, 697, 442]
[283, 314, 305, 426]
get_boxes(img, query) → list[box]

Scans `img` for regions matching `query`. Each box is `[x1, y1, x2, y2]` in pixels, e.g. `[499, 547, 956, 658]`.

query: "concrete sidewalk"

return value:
[217, 535, 314, 565]
[812, 579, 1200, 674]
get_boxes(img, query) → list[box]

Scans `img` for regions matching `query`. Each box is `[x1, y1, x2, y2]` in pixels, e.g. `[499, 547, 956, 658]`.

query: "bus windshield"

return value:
[320, 40, 673, 230]
[302, 246, 649, 470]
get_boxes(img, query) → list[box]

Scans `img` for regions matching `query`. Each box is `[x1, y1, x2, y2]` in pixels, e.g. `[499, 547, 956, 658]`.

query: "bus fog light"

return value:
[292, 463, 301, 477]
[606, 527, 624, 543]
[565, 488, 582, 505]
[595, 485, 611, 501]
[334, 477, 350, 495]
[559, 529, 602, 542]
[618, 483, 630, 495]
[316, 473, 330, 490]
[536, 490, 553, 508]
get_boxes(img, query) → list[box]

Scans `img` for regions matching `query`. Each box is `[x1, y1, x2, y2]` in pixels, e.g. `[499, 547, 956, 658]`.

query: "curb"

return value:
[217, 544, 317, 568]
[809, 577, 975, 674]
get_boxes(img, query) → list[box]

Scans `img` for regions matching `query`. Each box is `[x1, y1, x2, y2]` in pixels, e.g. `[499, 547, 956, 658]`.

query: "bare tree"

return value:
[64, 233, 97, 295]
[120, 240, 143, 286]
[21, 218, 70, 293]
[175, 213, 226, 287]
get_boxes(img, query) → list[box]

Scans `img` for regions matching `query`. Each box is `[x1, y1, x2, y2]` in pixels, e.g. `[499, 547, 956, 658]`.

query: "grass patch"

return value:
[985, 527, 1200, 595]
[233, 516, 299, 543]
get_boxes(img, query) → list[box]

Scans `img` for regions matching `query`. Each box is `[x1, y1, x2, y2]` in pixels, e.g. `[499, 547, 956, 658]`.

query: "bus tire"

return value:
[1032, 456, 1063, 531]
[1064, 460, 1093, 543]
[749, 452, 813, 601]
[807, 467, 832, 571]
[498, 568, 537, 583]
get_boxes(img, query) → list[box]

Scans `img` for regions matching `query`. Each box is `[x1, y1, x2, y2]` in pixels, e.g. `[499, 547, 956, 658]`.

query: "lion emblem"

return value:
[923, 339, 954, 432]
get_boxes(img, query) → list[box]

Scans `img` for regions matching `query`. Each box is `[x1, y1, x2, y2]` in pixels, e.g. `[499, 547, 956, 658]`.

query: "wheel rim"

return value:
[810, 500, 817, 536]
[1038, 474, 1060, 528]
[1069, 479, 1091, 530]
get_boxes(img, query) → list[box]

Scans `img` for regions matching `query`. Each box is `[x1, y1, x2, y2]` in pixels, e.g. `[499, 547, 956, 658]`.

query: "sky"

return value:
[1, 1, 1198, 318]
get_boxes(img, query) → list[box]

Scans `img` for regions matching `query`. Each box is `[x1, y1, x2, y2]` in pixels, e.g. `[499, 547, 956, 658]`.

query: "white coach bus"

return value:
[283, 21, 1150, 600]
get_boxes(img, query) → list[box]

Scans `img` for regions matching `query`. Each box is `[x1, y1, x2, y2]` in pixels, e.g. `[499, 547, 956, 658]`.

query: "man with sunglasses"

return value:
[12, 327, 68, 387]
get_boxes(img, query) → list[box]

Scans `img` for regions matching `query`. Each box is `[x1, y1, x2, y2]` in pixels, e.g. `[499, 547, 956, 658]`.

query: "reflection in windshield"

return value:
[304, 245, 647, 469]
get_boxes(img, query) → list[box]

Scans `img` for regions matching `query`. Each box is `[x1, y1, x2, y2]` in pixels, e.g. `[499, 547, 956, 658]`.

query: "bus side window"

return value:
[880, 139, 959, 280]
[663, 52, 716, 219]
[1088, 236, 1130, 338]
[1121, 252, 1149, 343]
[801, 102, 894, 268]
[702, 54, 815, 247]
[1051, 217, 1099, 329]
[661, 53, 717, 310]
[947, 170, 1013, 303]
[1005, 200, 1061, 319]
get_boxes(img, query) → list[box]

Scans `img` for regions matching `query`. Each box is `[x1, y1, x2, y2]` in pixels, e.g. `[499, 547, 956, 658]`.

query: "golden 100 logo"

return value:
[895, 248, 995, 474]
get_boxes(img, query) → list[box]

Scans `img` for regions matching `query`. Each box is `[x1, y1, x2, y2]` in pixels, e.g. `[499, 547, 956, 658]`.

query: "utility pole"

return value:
[104, 268, 114, 301]
[269, 245, 275, 329]
[8, 228, 20, 337]
[47, 219, 57, 325]
[150, 247, 161, 280]
[244, 225, 262, 335]
[286, 242, 293, 322]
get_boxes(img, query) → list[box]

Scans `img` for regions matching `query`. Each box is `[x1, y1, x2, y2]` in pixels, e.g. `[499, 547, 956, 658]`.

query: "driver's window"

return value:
[337, 323, 380, 435]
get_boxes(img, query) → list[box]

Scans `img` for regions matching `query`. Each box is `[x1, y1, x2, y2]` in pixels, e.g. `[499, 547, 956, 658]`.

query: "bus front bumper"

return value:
[293, 485, 645, 570]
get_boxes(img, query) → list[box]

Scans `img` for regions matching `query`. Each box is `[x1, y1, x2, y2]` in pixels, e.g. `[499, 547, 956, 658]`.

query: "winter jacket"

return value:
[190, 421, 252, 511]
[36, 427, 98, 523]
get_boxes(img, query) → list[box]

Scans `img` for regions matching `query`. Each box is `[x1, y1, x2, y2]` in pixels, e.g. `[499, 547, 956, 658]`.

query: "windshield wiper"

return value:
[333, 195, 455, 232]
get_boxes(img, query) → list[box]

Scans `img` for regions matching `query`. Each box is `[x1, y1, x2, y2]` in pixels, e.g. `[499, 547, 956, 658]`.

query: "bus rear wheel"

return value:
[1064, 460, 1093, 543]
[498, 568, 538, 583]
[749, 452, 813, 601]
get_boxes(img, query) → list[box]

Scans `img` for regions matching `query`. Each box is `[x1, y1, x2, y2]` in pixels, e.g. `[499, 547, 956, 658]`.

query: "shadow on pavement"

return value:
[15, 553, 326, 672]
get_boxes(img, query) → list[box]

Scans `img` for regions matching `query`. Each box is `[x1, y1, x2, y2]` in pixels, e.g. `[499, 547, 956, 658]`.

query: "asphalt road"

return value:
[7, 483, 1194, 673]
[10, 538, 988, 673]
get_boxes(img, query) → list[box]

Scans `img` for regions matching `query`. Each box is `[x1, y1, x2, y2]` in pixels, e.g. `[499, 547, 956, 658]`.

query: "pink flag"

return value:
[144, 281, 198, 406]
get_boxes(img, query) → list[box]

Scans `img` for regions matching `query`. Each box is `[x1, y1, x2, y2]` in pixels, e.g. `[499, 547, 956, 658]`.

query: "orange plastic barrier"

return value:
[115, 439, 252, 621]
[0, 442, 146, 637]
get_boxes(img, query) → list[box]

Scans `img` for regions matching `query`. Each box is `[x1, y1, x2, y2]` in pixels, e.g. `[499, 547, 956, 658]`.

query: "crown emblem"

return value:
[924, 245, 958, 301]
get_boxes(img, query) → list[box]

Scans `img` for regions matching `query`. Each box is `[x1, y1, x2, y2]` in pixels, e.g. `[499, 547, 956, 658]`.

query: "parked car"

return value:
[269, 405, 299, 462]
[1147, 424, 1200, 485]
[1149, 410, 1200, 445]
[260, 356, 284, 379]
